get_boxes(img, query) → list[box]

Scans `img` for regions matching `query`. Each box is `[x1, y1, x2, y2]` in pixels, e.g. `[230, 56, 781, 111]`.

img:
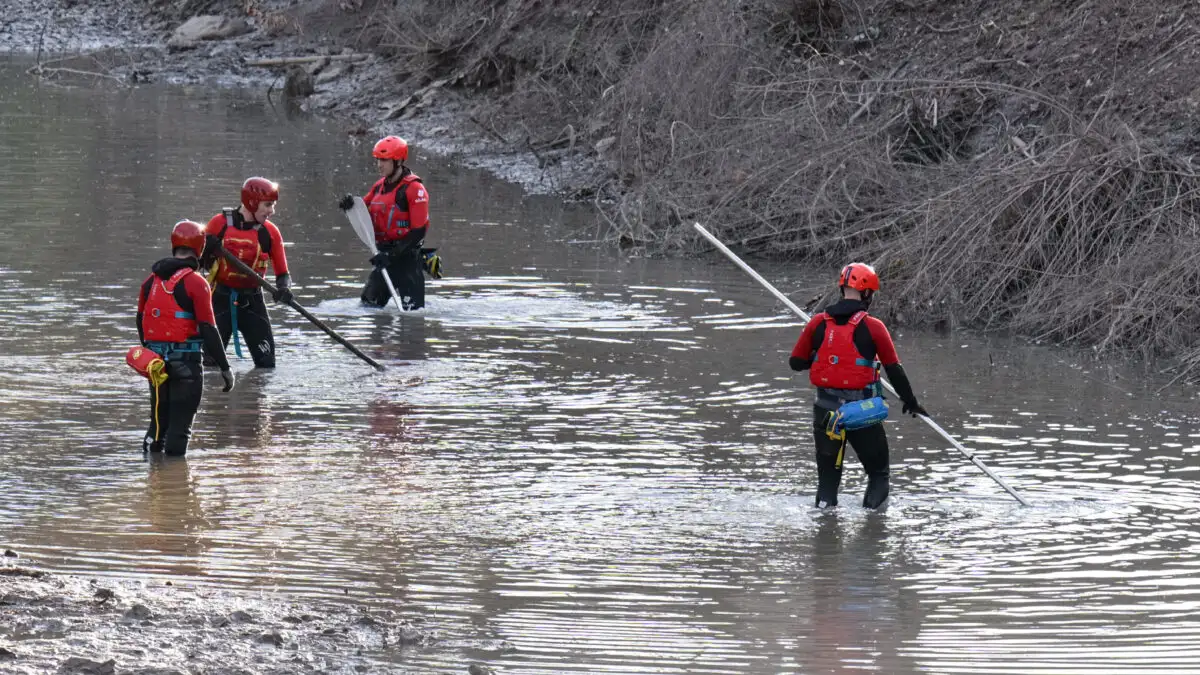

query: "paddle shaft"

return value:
[692, 222, 1030, 507]
[377, 257, 404, 313]
[347, 198, 405, 312]
[214, 244, 385, 371]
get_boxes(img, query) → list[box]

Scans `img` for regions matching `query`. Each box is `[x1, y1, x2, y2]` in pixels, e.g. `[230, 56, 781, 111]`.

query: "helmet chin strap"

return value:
[861, 290, 874, 308]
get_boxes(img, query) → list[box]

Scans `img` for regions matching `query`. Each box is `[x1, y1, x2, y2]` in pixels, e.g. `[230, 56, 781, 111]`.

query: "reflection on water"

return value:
[4, 57, 1200, 673]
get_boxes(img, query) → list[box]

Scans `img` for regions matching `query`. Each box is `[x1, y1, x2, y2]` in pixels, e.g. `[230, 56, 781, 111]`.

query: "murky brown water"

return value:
[4, 59, 1200, 674]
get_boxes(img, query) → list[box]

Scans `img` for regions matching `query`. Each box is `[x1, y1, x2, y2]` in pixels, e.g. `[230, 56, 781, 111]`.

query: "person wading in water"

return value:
[199, 177, 293, 368]
[339, 135, 434, 310]
[135, 220, 234, 456]
[788, 263, 928, 509]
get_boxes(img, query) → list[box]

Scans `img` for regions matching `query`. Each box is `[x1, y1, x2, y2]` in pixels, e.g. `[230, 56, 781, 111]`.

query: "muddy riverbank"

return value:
[0, 0, 603, 197]
[0, 558, 485, 674]
[0, 6, 558, 671]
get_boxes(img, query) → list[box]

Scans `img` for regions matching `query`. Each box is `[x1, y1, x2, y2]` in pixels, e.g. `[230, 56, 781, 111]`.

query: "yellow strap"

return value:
[148, 359, 169, 387]
[823, 409, 847, 469]
[151, 378, 162, 442]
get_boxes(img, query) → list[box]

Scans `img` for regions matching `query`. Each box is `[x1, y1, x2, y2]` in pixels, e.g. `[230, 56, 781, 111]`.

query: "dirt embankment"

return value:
[0, 561, 460, 674]
[7, 0, 1200, 369]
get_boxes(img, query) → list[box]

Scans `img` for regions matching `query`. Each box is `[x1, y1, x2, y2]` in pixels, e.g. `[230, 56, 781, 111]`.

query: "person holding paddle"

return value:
[789, 263, 928, 510]
[338, 135, 431, 310]
[135, 220, 234, 456]
[199, 177, 293, 368]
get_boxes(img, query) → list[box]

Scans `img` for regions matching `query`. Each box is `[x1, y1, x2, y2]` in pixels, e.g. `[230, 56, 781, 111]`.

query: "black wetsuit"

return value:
[791, 298, 921, 509]
[137, 257, 230, 456]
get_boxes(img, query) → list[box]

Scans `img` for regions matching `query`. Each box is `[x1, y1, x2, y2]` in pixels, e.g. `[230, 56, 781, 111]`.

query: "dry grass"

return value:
[360, 0, 1200, 372]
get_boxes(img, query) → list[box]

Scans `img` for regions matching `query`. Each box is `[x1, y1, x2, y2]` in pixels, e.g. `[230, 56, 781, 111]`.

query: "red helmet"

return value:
[171, 220, 205, 256]
[241, 176, 280, 213]
[838, 263, 880, 292]
[373, 136, 408, 162]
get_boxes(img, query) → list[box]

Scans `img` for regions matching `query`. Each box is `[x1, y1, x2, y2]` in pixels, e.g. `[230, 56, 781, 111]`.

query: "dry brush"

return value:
[365, 0, 1200, 372]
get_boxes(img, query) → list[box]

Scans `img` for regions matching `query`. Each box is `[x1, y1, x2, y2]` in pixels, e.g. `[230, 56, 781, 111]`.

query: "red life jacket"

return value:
[142, 268, 200, 343]
[212, 212, 275, 289]
[366, 173, 425, 243]
[809, 311, 879, 390]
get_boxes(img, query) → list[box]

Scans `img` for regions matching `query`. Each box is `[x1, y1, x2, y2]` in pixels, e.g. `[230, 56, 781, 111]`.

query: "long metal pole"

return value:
[693, 222, 1030, 506]
[216, 245, 386, 371]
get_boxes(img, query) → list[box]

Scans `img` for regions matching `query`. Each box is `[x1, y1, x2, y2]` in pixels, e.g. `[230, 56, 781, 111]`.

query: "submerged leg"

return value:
[161, 360, 204, 457]
[848, 423, 890, 509]
[812, 405, 845, 508]
[360, 267, 391, 307]
[143, 378, 168, 453]
[239, 292, 276, 368]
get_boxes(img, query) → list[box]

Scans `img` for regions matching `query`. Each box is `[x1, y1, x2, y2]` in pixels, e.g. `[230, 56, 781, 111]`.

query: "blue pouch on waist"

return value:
[828, 396, 889, 437]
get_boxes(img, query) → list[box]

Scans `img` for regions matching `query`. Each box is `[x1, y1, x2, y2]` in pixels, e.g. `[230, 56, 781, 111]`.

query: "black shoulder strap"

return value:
[219, 208, 236, 239]
[396, 179, 411, 212]
[852, 317, 877, 361]
[172, 271, 197, 316]
[257, 224, 272, 254]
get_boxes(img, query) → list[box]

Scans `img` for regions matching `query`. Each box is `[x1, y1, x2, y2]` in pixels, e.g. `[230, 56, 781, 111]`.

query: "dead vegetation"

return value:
[352, 0, 1200, 370]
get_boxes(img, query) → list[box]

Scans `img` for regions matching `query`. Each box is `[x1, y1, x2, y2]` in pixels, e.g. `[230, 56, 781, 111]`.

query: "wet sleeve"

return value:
[199, 214, 225, 270]
[393, 225, 427, 253]
[186, 275, 230, 371]
[883, 363, 919, 405]
[184, 274, 217, 325]
[136, 276, 152, 343]
[199, 324, 230, 371]
[266, 222, 289, 276]
[407, 181, 430, 229]
[865, 317, 899, 365]
[789, 316, 824, 371]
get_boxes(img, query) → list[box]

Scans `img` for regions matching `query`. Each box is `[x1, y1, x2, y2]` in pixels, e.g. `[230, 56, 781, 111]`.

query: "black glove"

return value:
[271, 287, 294, 304]
[370, 252, 390, 268]
[220, 369, 235, 392]
[902, 400, 928, 418]
[338, 194, 355, 211]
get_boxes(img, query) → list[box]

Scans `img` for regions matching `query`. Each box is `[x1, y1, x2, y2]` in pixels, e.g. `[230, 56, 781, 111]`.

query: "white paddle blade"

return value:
[346, 196, 377, 253]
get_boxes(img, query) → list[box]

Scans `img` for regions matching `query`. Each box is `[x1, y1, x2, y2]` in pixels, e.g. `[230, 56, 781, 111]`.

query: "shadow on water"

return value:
[4, 57, 1200, 673]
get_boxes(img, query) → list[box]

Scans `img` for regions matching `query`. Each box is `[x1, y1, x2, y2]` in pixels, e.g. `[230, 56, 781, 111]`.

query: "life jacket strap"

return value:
[145, 339, 203, 360]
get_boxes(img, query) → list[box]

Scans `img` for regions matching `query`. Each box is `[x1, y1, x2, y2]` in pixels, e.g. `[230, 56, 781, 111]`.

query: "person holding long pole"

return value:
[789, 263, 928, 510]
[338, 135, 432, 311]
[693, 223, 1029, 506]
[199, 177, 294, 368]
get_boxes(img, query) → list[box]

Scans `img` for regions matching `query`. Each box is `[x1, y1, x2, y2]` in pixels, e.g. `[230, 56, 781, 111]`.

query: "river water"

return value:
[2, 60, 1200, 674]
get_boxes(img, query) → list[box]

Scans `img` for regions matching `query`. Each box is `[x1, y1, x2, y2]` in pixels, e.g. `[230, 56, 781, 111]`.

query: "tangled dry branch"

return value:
[363, 0, 1200, 373]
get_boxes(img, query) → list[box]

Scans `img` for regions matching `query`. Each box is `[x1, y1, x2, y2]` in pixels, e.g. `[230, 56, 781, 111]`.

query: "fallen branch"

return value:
[469, 114, 511, 145]
[244, 53, 368, 67]
[848, 60, 909, 124]
[26, 61, 129, 87]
